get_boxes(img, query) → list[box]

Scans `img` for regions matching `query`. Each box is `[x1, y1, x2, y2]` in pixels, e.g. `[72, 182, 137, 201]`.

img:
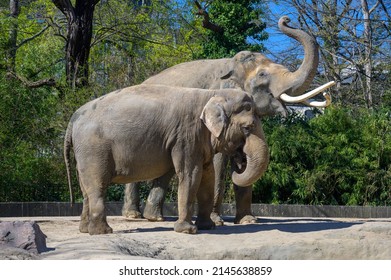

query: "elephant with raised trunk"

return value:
[122, 16, 334, 225]
[64, 85, 269, 235]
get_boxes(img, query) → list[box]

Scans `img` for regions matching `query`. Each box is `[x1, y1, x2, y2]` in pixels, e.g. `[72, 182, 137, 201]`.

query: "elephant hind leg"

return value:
[195, 162, 215, 231]
[79, 180, 89, 233]
[143, 170, 175, 221]
[122, 183, 142, 219]
[87, 188, 113, 235]
[211, 153, 228, 226]
[78, 172, 113, 235]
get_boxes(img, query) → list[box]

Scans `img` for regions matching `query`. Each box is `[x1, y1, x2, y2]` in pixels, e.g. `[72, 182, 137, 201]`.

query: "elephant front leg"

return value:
[173, 163, 203, 234]
[122, 183, 142, 219]
[233, 185, 257, 224]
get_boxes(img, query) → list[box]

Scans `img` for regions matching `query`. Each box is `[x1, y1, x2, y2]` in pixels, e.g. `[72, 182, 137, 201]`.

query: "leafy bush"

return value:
[0, 74, 69, 202]
[253, 106, 391, 206]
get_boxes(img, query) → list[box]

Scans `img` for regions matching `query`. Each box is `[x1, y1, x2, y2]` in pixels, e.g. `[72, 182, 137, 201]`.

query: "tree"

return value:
[52, 0, 100, 88]
[6, 0, 19, 72]
[360, 0, 378, 108]
[3, 0, 55, 87]
[193, 0, 268, 58]
[89, 0, 200, 90]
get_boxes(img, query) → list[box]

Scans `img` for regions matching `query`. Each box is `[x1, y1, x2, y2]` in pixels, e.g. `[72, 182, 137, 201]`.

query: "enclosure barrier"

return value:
[0, 202, 390, 218]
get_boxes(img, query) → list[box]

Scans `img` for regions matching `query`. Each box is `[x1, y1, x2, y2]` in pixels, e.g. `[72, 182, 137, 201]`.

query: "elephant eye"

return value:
[258, 71, 266, 77]
[241, 124, 255, 136]
[244, 103, 252, 111]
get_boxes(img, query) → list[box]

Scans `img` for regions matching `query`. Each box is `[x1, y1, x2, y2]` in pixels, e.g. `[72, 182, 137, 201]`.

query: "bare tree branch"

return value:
[17, 25, 50, 48]
[378, 0, 391, 24]
[368, 0, 380, 14]
[7, 72, 56, 88]
[51, 0, 75, 19]
[46, 15, 67, 41]
[194, 1, 223, 34]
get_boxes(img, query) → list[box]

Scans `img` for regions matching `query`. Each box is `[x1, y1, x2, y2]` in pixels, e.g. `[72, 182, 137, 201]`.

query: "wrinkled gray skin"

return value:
[122, 16, 319, 225]
[64, 85, 269, 235]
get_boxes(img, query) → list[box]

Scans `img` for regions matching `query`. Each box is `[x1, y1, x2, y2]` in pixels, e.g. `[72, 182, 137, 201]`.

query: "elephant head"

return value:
[219, 16, 334, 117]
[200, 92, 269, 187]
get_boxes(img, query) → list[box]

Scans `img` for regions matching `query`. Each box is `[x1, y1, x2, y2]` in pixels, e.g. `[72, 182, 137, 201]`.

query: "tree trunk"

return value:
[65, 9, 94, 88]
[52, 0, 98, 89]
[7, 0, 20, 72]
[361, 0, 377, 108]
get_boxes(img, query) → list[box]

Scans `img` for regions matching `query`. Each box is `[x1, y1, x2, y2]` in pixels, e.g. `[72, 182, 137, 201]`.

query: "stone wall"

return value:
[1, 202, 390, 218]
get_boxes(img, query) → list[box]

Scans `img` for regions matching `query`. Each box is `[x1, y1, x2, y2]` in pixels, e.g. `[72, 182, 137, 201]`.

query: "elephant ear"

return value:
[200, 96, 228, 139]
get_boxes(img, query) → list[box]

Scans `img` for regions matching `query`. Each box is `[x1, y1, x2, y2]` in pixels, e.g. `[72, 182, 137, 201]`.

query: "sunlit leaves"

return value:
[194, 0, 268, 59]
[254, 106, 391, 206]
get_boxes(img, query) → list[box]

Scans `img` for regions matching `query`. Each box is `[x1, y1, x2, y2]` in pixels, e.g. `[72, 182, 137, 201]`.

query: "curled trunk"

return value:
[232, 128, 269, 187]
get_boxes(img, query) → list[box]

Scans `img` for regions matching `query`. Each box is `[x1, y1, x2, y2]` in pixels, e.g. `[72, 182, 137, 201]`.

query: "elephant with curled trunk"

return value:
[64, 85, 268, 235]
[122, 16, 334, 225]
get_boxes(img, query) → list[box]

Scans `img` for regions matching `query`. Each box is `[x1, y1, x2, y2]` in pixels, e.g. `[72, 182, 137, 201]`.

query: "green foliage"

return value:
[90, 0, 200, 90]
[0, 72, 67, 201]
[194, 0, 268, 58]
[0, 0, 201, 202]
[253, 106, 391, 206]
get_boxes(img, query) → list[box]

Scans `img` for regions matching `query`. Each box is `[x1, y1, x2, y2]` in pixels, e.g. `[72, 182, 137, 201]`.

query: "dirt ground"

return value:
[1, 216, 391, 260]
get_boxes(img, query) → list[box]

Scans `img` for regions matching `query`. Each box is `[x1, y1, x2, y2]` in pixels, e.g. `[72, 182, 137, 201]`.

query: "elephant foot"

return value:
[234, 214, 257, 224]
[174, 221, 198, 234]
[79, 220, 89, 233]
[143, 203, 164, 222]
[195, 217, 215, 230]
[145, 215, 164, 222]
[122, 209, 142, 219]
[210, 212, 224, 226]
[88, 222, 113, 235]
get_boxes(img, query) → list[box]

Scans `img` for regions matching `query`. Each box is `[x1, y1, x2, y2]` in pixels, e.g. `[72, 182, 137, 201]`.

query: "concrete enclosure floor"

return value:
[1, 216, 391, 260]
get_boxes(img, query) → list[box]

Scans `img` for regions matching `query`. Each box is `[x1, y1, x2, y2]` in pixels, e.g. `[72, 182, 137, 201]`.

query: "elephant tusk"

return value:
[302, 92, 332, 107]
[280, 81, 336, 103]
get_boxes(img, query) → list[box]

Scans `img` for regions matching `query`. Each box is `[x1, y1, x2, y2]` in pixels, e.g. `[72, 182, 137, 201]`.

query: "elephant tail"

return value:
[64, 121, 74, 205]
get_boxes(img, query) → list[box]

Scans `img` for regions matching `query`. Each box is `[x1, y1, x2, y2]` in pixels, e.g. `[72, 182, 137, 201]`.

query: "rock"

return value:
[0, 221, 48, 254]
[0, 246, 40, 260]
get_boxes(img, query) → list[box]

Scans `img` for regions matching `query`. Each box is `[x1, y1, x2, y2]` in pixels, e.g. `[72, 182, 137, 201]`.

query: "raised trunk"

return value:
[277, 16, 319, 96]
[231, 127, 269, 187]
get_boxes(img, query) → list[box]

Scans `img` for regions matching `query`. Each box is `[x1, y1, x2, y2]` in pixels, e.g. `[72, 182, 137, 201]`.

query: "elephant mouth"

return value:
[230, 130, 269, 187]
[231, 149, 247, 173]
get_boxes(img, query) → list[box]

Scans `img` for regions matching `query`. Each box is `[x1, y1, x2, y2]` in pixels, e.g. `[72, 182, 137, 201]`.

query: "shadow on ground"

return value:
[129, 216, 363, 235]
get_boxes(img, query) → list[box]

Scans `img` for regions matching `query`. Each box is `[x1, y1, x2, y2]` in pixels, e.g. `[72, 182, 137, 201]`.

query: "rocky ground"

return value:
[1, 216, 391, 260]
